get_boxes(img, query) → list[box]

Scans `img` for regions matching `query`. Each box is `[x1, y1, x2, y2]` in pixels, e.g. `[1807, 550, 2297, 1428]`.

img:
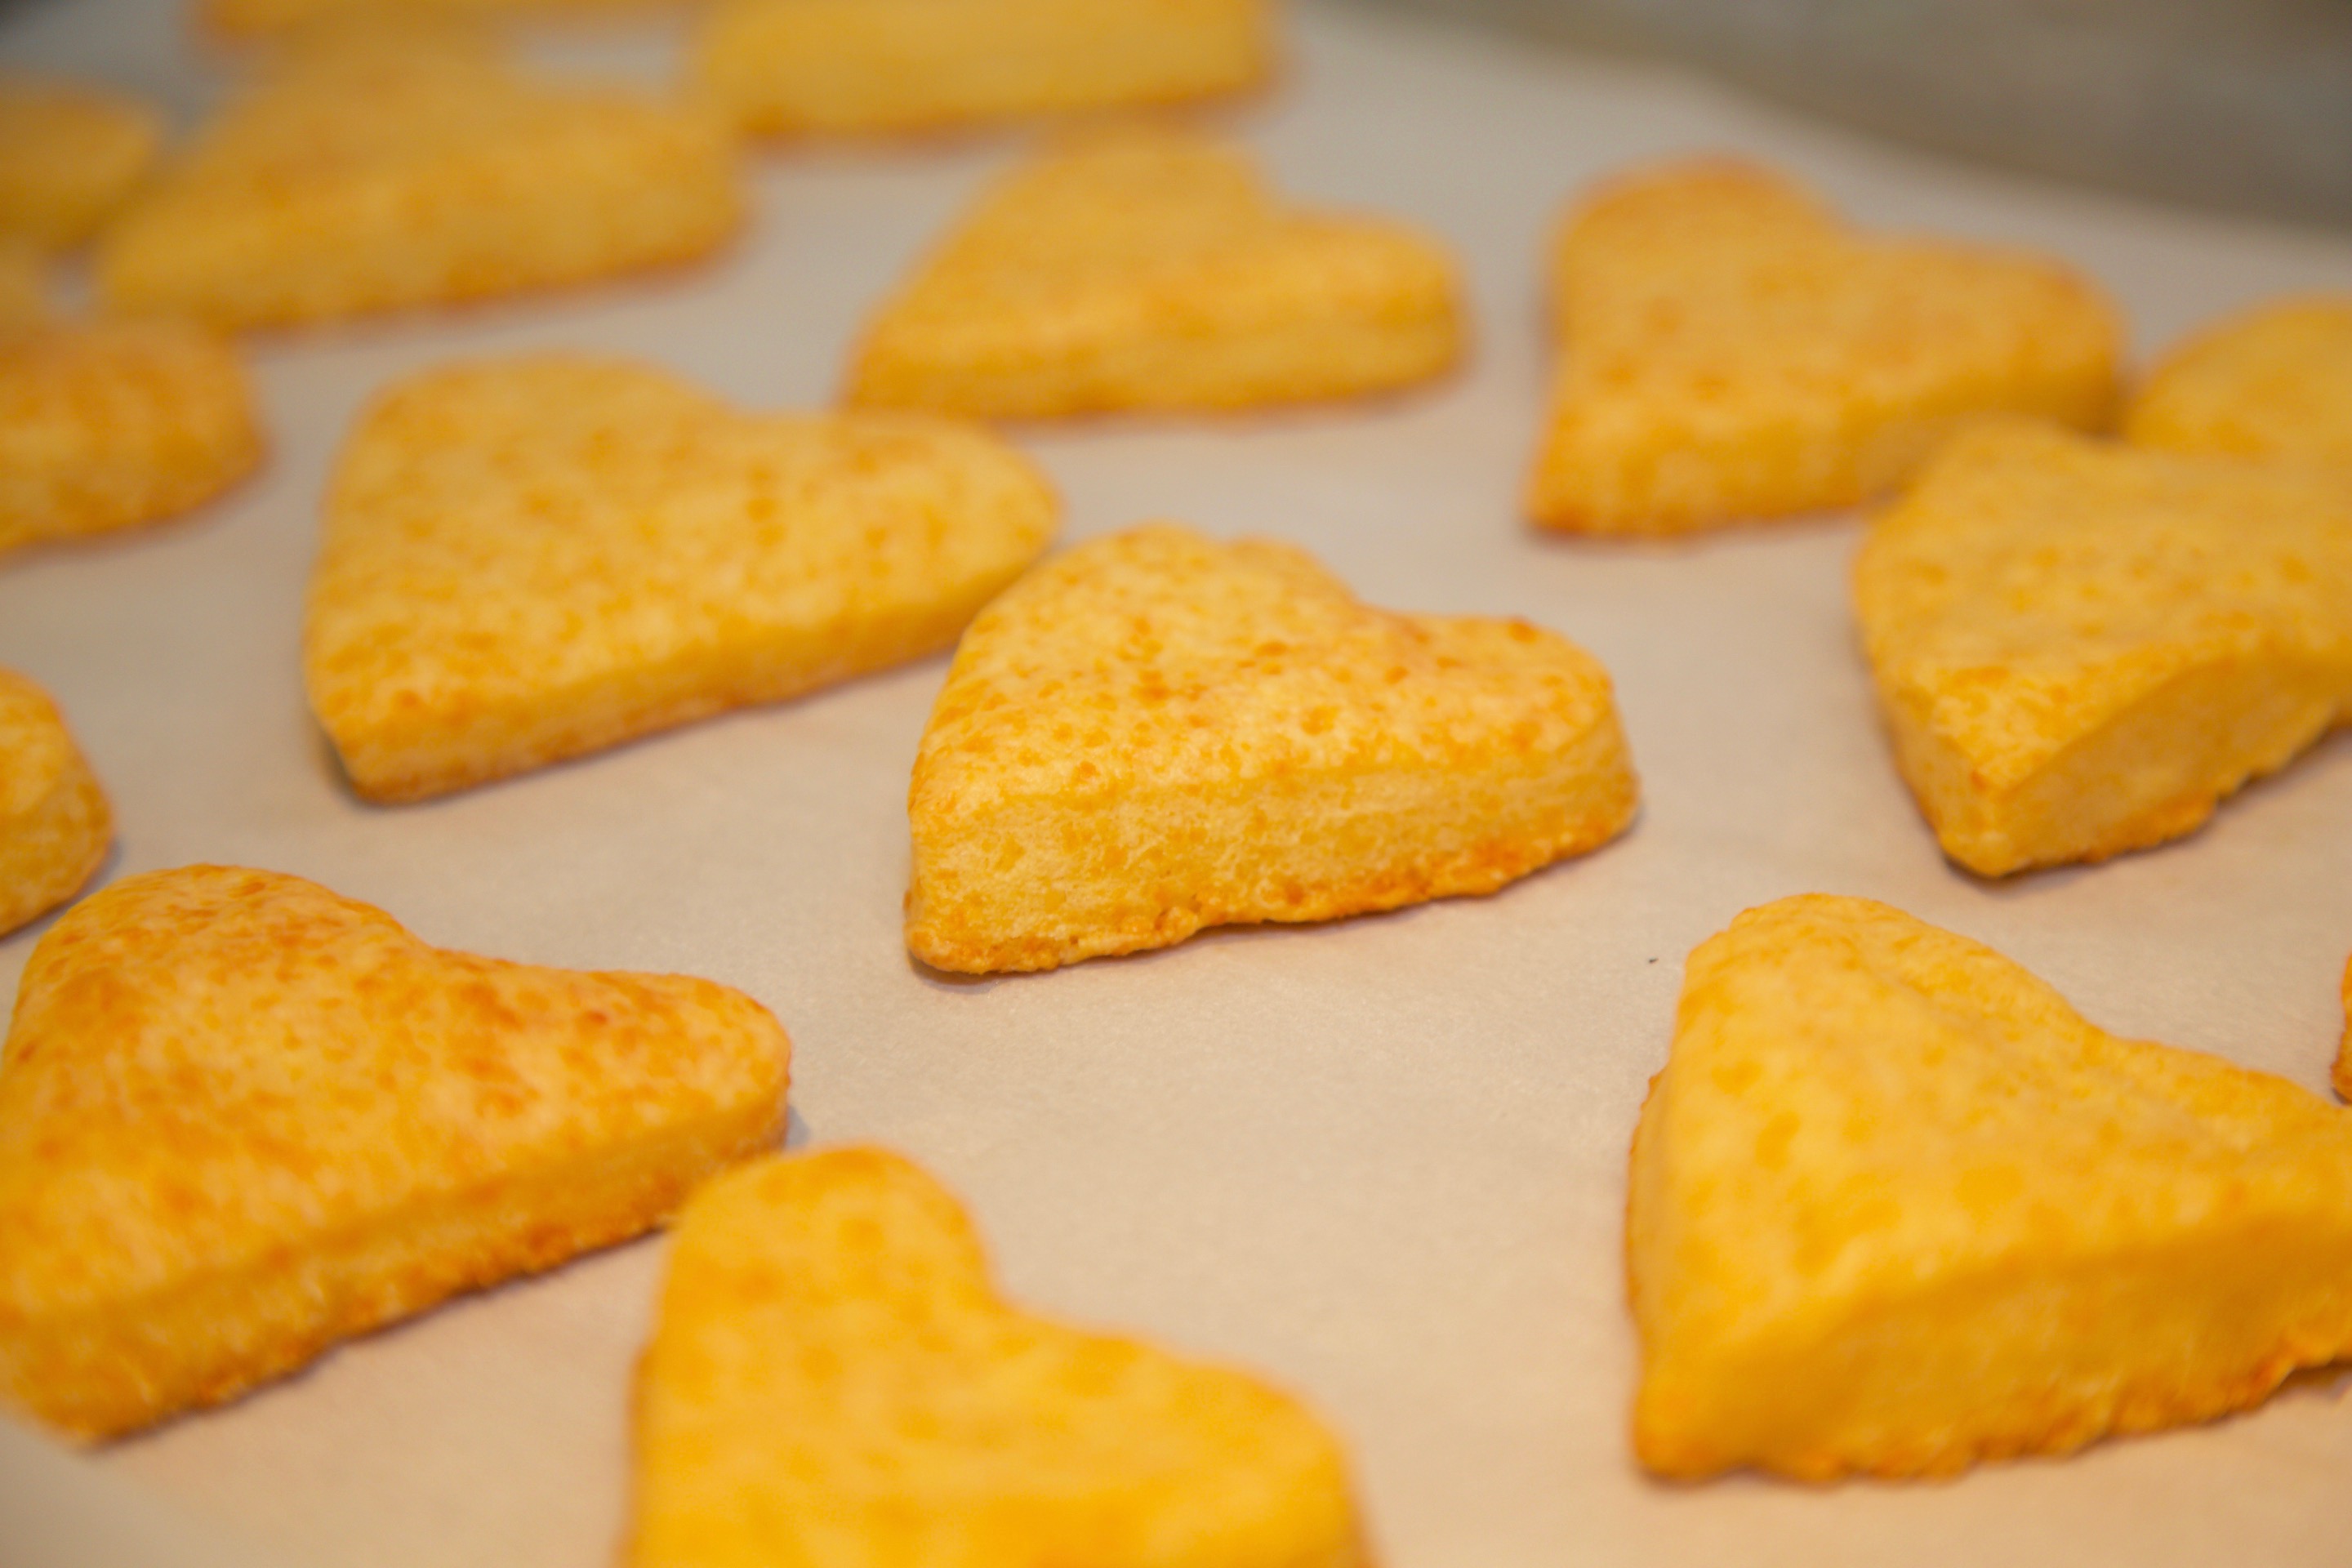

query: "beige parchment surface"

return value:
[3, 2, 2352, 1566]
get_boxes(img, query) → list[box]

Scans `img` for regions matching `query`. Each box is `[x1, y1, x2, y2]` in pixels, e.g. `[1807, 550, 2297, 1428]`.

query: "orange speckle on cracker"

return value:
[0, 864, 791, 1441]
[2125, 296, 2352, 473]
[628, 1147, 1370, 1568]
[0, 318, 264, 561]
[304, 354, 1058, 803]
[1854, 418, 2352, 877]
[1526, 158, 2120, 535]
[95, 23, 742, 332]
[1630, 893, 2352, 1481]
[0, 78, 162, 252]
[846, 124, 1463, 418]
[0, 670, 110, 938]
[693, 0, 1274, 138]
[906, 523, 1637, 973]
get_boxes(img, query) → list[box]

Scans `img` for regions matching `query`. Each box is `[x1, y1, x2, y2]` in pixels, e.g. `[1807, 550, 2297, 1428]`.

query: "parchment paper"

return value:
[5, 2, 2352, 1564]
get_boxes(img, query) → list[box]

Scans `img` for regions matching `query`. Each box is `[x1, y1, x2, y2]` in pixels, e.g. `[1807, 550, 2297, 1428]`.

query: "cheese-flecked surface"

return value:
[693, 0, 1272, 137]
[1628, 893, 2352, 1481]
[0, 78, 161, 251]
[0, 669, 110, 938]
[1855, 419, 2352, 876]
[906, 523, 1637, 973]
[305, 354, 1058, 803]
[95, 24, 741, 331]
[629, 1147, 1370, 1568]
[2124, 296, 2352, 473]
[0, 318, 263, 559]
[0, 864, 791, 1441]
[1526, 158, 2120, 534]
[846, 125, 1462, 418]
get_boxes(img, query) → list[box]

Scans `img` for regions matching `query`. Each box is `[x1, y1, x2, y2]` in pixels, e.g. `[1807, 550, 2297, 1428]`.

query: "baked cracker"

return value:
[1632, 893, 2352, 1480]
[0, 863, 791, 1440]
[96, 23, 741, 331]
[1855, 418, 2352, 876]
[305, 354, 1058, 802]
[1526, 158, 2119, 534]
[847, 125, 1462, 417]
[629, 1147, 1370, 1568]
[907, 523, 1637, 972]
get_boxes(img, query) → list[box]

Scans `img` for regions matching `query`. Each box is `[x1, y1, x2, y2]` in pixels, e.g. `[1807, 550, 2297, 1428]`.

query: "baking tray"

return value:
[5, 1, 2352, 1564]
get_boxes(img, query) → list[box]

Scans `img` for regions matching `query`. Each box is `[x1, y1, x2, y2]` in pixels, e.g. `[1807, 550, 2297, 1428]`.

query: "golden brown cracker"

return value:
[846, 124, 1462, 417]
[1855, 419, 2352, 876]
[906, 523, 1637, 973]
[629, 1147, 1370, 1568]
[0, 318, 264, 560]
[1526, 158, 2120, 534]
[0, 78, 161, 252]
[0, 670, 110, 938]
[96, 23, 741, 331]
[2126, 296, 2352, 473]
[1631, 893, 2352, 1481]
[694, 0, 1274, 137]
[0, 864, 791, 1441]
[304, 354, 1058, 803]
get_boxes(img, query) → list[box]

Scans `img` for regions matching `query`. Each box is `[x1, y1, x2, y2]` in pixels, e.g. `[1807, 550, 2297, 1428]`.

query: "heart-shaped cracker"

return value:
[1855, 419, 2352, 876]
[1, 318, 264, 559]
[304, 354, 1058, 802]
[846, 125, 1462, 418]
[95, 23, 740, 331]
[1526, 158, 2120, 535]
[1631, 893, 2352, 1481]
[906, 523, 1636, 973]
[693, 0, 1273, 137]
[0, 77, 160, 252]
[630, 1147, 1370, 1568]
[2125, 296, 2352, 472]
[0, 670, 110, 938]
[0, 864, 790, 1441]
